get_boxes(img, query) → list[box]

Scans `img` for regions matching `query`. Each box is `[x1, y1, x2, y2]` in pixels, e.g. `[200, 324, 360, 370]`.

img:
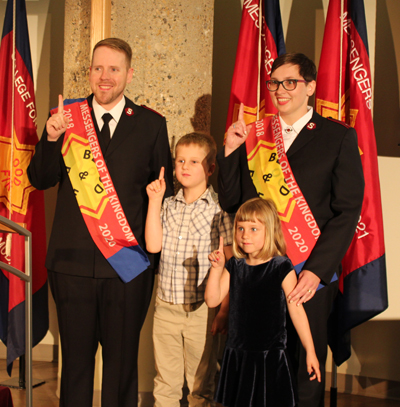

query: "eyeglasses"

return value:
[266, 79, 308, 91]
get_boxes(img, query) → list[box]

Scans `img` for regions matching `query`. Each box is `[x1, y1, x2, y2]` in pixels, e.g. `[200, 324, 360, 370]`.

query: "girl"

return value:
[205, 197, 321, 407]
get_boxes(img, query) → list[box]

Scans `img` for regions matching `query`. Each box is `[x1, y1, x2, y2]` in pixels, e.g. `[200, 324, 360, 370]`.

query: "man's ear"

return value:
[127, 67, 134, 84]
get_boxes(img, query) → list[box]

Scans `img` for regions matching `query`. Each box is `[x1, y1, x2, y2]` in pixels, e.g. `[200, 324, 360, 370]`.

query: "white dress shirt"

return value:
[92, 96, 126, 138]
[279, 106, 314, 152]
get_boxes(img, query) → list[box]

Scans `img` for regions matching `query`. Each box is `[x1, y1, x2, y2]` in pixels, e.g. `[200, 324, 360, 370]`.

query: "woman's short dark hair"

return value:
[271, 53, 317, 82]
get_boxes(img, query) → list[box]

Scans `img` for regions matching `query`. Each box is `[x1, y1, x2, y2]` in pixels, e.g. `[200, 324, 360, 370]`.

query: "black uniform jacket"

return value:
[28, 94, 173, 278]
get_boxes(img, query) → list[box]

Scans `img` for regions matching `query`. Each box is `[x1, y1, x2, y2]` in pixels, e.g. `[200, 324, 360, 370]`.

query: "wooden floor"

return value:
[0, 359, 58, 407]
[1, 359, 400, 407]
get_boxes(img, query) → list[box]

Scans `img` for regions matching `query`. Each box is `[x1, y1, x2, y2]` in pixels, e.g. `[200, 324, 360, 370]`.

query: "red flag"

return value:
[0, 0, 48, 374]
[225, 0, 286, 129]
[316, 0, 388, 365]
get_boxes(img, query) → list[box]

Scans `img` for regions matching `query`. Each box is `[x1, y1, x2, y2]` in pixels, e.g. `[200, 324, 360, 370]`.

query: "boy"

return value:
[145, 132, 233, 407]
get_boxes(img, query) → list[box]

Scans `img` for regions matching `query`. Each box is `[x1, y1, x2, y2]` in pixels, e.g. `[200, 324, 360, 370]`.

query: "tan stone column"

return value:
[90, 0, 111, 50]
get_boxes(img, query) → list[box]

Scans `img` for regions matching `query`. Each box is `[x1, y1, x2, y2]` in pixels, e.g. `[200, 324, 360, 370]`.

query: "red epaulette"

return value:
[141, 105, 164, 117]
[326, 117, 351, 128]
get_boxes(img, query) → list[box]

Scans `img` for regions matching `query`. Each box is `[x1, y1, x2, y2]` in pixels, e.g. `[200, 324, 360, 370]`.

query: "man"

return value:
[217, 53, 364, 407]
[28, 38, 173, 407]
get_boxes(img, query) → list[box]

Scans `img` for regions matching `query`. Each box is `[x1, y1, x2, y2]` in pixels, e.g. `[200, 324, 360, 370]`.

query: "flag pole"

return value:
[6, 0, 16, 259]
[330, 361, 338, 407]
[12, 1, 26, 394]
[338, 0, 344, 121]
[256, 0, 263, 122]
[10, 0, 16, 217]
[330, 1, 344, 406]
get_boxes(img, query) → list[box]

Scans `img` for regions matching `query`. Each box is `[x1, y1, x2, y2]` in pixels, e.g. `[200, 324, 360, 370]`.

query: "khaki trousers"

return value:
[153, 297, 218, 407]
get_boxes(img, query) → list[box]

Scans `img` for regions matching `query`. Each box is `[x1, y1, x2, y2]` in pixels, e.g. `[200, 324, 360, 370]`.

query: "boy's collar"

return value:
[174, 185, 217, 205]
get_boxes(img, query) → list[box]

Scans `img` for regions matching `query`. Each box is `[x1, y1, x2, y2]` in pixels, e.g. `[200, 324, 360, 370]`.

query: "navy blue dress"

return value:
[215, 256, 296, 407]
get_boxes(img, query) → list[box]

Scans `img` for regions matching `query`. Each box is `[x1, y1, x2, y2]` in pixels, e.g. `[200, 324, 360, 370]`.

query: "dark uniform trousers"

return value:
[49, 268, 154, 407]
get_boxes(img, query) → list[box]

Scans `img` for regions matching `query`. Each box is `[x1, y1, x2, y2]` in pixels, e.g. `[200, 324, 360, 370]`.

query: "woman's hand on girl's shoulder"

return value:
[209, 236, 226, 270]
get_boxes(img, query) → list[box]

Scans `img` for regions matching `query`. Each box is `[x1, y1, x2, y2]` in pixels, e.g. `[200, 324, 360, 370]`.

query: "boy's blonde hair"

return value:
[175, 132, 217, 167]
[232, 198, 286, 259]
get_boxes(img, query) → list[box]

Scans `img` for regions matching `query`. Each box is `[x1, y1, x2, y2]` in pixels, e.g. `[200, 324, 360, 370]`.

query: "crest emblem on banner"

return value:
[0, 134, 35, 215]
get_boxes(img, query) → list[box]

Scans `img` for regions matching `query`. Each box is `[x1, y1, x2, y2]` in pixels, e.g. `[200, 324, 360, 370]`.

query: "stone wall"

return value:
[64, 0, 91, 98]
[64, 0, 214, 150]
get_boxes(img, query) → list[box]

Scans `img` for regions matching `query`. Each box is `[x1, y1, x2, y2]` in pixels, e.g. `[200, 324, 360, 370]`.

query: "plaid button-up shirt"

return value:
[157, 186, 233, 304]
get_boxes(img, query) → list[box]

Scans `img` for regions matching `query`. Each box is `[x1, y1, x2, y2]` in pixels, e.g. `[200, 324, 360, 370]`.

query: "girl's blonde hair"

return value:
[232, 198, 286, 260]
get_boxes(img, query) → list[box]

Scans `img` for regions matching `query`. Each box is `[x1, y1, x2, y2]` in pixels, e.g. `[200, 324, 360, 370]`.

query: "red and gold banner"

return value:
[225, 0, 285, 130]
[316, 0, 387, 364]
[0, 0, 48, 374]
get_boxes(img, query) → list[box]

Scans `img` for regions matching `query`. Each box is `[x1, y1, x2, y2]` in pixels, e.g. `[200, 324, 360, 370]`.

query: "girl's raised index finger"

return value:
[158, 166, 165, 180]
[58, 94, 64, 114]
[219, 236, 224, 251]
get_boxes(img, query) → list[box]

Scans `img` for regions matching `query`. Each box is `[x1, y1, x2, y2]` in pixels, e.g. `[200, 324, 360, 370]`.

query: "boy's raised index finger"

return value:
[58, 94, 64, 114]
[158, 166, 165, 180]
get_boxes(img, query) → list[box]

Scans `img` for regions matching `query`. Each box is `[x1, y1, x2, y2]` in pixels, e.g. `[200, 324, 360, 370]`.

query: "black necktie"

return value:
[101, 113, 113, 151]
